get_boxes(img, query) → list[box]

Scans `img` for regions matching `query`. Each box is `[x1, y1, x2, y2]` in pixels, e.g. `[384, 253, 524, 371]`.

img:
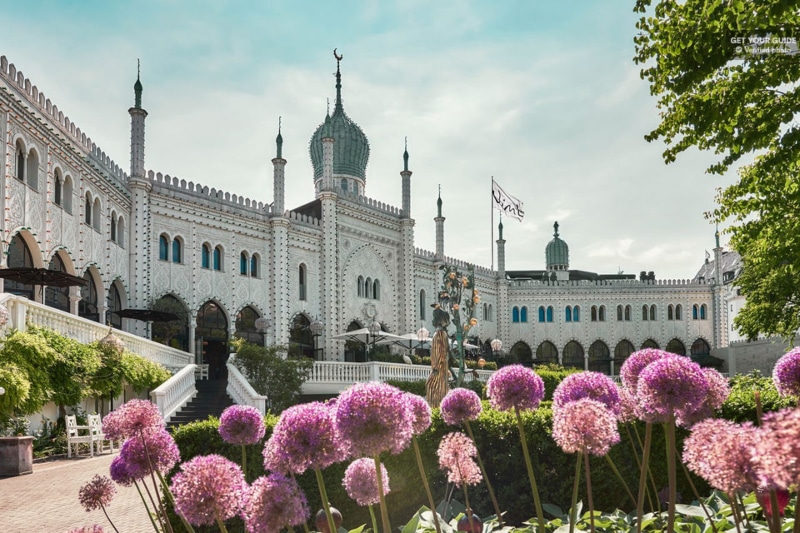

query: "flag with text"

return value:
[491, 179, 524, 221]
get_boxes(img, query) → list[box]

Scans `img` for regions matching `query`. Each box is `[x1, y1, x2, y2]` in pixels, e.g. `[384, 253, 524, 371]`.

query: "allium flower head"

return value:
[78, 475, 116, 512]
[773, 347, 800, 398]
[552, 399, 620, 456]
[343, 458, 391, 506]
[635, 356, 708, 424]
[486, 365, 544, 412]
[219, 405, 266, 446]
[118, 428, 180, 479]
[171, 454, 246, 526]
[242, 473, 310, 533]
[754, 407, 800, 490]
[264, 402, 345, 474]
[109, 455, 136, 487]
[683, 418, 759, 493]
[335, 382, 413, 457]
[553, 371, 621, 415]
[678, 368, 730, 427]
[406, 393, 432, 435]
[437, 432, 482, 487]
[619, 349, 674, 391]
[102, 399, 164, 440]
[617, 386, 638, 423]
[440, 388, 482, 425]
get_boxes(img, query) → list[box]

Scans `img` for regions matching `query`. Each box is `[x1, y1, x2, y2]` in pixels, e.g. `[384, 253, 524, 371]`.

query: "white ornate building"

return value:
[0, 53, 741, 376]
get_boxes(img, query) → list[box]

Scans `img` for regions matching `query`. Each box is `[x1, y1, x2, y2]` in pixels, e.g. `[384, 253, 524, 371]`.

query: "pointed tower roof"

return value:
[276, 116, 283, 158]
[134, 59, 143, 108]
[403, 137, 409, 172]
[545, 221, 569, 271]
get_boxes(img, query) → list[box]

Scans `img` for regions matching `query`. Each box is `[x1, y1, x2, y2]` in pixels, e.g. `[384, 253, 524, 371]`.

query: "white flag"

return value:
[492, 179, 524, 221]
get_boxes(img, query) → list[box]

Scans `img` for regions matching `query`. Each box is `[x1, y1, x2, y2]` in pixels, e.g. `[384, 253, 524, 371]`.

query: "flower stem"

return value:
[100, 504, 120, 533]
[241, 444, 247, 482]
[794, 491, 800, 533]
[374, 456, 392, 533]
[514, 406, 545, 532]
[133, 480, 161, 533]
[636, 422, 653, 533]
[368, 504, 379, 533]
[140, 429, 174, 533]
[412, 436, 442, 533]
[603, 454, 636, 507]
[290, 473, 312, 533]
[216, 515, 229, 533]
[156, 470, 196, 533]
[584, 452, 595, 533]
[569, 452, 582, 533]
[461, 482, 478, 533]
[314, 468, 338, 533]
[464, 420, 503, 526]
[665, 419, 677, 533]
[627, 424, 655, 513]
[727, 492, 742, 533]
[675, 445, 717, 533]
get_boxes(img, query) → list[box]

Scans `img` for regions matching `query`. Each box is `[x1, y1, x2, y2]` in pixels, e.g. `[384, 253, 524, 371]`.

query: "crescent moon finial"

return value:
[333, 48, 343, 62]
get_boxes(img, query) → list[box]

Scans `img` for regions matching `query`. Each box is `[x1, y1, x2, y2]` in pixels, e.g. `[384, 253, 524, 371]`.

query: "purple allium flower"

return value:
[773, 347, 800, 398]
[553, 371, 621, 416]
[552, 399, 620, 456]
[440, 388, 482, 425]
[682, 418, 759, 493]
[335, 382, 413, 457]
[117, 428, 180, 479]
[754, 407, 800, 490]
[109, 455, 135, 487]
[219, 405, 266, 446]
[78, 475, 116, 512]
[617, 386, 638, 423]
[68, 526, 105, 533]
[242, 473, 310, 533]
[486, 365, 545, 412]
[170, 454, 246, 527]
[343, 458, 391, 506]
[678, 368, 731, 427]
[635, 356, 708, 424]
[437, 432, 482, 487]
[619, 349, 674, 391]
[264, 402, 346, 474]
[406, 393, 432, 435]
[102, 399, 164, 441]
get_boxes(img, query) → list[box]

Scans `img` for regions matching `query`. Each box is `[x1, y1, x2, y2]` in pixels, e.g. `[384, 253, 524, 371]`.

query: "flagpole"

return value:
[491, 177, 494, 271]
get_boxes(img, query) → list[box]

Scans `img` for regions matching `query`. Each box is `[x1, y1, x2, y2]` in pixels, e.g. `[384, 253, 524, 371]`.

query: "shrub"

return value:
[385, 379, 426, 397]
[120, 351, 172, 391]
[0, 330, 58, 415]
[536, 366, 580, 400]
[719, 370, 795, 423]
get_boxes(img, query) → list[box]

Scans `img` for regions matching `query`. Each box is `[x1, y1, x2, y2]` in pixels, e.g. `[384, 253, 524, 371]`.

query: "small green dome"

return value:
[546, 221, 569, 271]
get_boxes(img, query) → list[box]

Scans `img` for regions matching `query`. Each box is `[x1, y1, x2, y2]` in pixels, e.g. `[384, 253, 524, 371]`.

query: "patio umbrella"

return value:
[0, 266, 88, 287]
[331, 327, 393, 344]
[113, 309, 179, 322]
[375, 332, 431, 350]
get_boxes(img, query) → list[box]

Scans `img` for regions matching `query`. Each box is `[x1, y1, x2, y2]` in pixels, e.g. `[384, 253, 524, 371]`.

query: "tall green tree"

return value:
[634, 0, 800, 340]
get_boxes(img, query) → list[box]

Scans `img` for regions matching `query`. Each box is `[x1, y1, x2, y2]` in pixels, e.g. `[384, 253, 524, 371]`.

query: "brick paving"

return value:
[1, 452, 157, 533]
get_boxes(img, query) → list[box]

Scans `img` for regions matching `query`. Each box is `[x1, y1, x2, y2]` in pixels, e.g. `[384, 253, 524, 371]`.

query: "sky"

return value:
[2, 1, 737, 280]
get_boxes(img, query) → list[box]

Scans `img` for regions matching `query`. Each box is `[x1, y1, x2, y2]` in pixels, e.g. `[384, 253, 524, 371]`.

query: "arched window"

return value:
[110, 213, 117, 242]
[666, 338, 686, 355]
[520, 306, 528, 323]
[691, 338, 711, 355]
[510, 342, 534, 366]
[63, 176, 73, 213]
[625, 305, 631, 321]
[117, 217, 125, 248]
[565, 306, 572, 322]
[588, 340, 611, 374]
[92, 197, 101, 231]
[650, 304, 656, 321]
[538, 306, 545, 322]
[357, 276, 364, 297]
[563, 341, 584, 369]
[54, 170, 63, 206]
[591, 306, 598, 322]
[599, 305, 606, 321]
[5, 234, 35, 299]
[488, 304, 493, 321]
[641, 339, 659, 349]
[668, 304, 674, 320]
[700, 304, 707, 320]
[15, 141, 25, 181]
[235, 306, 264, 346]
[152, 295, 190, 352]
[341, 178, 348, 192]
[240, 252, 248, 275]
[512, 306, 520, 323]
[614, 339, 635, 369]
[85, 193, 92, 225]
[642, 305, 649, 321]
[546, 306, 553, 322]
[26, 148, 39, 190]
[79, 271, 99, 322]
[213, 246, 223, 271]
[573, 305, 580, 322]
[536, 341, 558, 364]
[45, 254, 70, 312]
[299, 264, 307, 301]
[365, 277, 372, 299]
[250, 254, 259, 277]
[159, 235, 169, 261]
[420, 290, 426, 320]
[675, 304, 683, 320]
[692, 304, 699, 320]
[109, 283, 123, 329]
[373, 279, 380, 300]
[172, 238, 182, 264]
[201, 244, 211, 269]
[483, 303, 488, 320]
[617, 305, 623, 321]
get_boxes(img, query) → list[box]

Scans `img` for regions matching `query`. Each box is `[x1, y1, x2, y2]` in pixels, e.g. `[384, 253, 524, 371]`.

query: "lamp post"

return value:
[490, 338, 503, 364]
[369, 320, 382, 360]
[309, 318, 324, 361]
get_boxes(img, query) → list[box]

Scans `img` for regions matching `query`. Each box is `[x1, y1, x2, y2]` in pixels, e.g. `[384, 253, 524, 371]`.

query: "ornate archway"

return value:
[196, 301, 229, 379]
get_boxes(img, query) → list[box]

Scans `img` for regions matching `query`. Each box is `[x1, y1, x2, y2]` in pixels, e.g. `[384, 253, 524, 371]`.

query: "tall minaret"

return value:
[128, 62, 152, 333]
[711, 226, 727, 348]
[496, 220, 510, 347]
[401, 138, 411, 218]
[321, 113, 334, 192]
[272, 118, 286, 215]
[434, 187, 445, 262]
[399, 142, 416, 334]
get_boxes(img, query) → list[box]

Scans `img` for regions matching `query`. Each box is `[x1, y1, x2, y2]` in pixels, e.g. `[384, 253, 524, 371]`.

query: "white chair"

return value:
[195, 364, 209, 380]
[66, 415, 94, 458]
[88, 414, 113, 454]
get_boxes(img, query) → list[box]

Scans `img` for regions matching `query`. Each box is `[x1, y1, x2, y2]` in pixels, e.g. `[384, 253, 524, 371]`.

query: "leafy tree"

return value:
[0, 330, 57, 415]
[634, 0, 800, 340]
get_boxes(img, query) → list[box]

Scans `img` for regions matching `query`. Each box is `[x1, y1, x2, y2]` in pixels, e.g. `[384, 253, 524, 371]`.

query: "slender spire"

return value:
[333, 48, 343, 112]
[498, 219, 504, 240]
[403, 137, 409, 171]
[437, 184, 442, 217]
[276, 116, 283, 159]
[134, 59, 143, 108]
[715, 223, 720, 248]
[553, 221, 560, 238]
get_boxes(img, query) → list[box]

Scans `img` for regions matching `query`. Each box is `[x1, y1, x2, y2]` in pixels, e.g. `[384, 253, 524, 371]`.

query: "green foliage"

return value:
[536, 366, 579, 401]
[633, 0, 800, 341]
[718, 370, 795, 423]
[0, 363, 31, 423]
[0, 329, 58, 415]
[120, 351, 171, 392]
[230, 340, 314, 412]
[385, 379, 427, 397]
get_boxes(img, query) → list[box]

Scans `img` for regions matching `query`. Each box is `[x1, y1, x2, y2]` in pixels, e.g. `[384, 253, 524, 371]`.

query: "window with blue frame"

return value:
[213, 246, 222, 271]
[547, 306, 553, 322]
[159, 235, 169, 261]
[700, 304, 707, 320]
[201, 244, 210, 269]
[172, 239, 182, 263]
[692, 304, 699, 320]
[240, 252, 248, 275]
[573, 306, 580, 322]
[512, 306, 520, 323]
[520, 306, 528, 323]
[565, 306, 572, 322]
[250, 255, 259, 277]
[538, 306, 545, 322]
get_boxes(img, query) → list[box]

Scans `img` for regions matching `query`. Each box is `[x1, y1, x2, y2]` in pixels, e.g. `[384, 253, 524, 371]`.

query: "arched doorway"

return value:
[536, 341, 559, 365]
[151, 295, 190, 352]
[614, 339, 635, 372]
[344, 320, 365, 362]
[6, 234, 35, 299]
[196, 301, 229, 379]
[235, 306, 264, 345]
[588, 340, 611, 374]
[45, 254, 70, 312]
[79, 271, 100, 322]
[690, 338, 711, 356]
[563, 340, 585, 370]
[108, 281, 124, 329]
[289, 314, 314, 359]
[666, 338, 686, 356]
[509, 341, 533, 367]
[641, 338, 659, 349]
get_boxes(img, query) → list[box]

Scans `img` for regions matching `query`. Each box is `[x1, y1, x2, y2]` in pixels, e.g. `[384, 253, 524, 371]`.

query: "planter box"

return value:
[0, 436, 34, 476]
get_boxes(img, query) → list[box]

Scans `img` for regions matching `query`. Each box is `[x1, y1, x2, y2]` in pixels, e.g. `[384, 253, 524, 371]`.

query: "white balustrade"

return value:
[150, 364, 197, 422]
[226, 356, 268, 414]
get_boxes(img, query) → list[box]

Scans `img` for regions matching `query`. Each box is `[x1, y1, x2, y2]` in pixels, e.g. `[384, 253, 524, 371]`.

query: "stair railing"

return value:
[150, 364, 197, 422]
[226, 354, 269, 414]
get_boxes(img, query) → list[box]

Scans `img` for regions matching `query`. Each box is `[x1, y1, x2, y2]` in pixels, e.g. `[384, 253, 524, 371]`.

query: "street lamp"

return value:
[490, 338, 503, 361]
[309, 318, 324, 360]
[369, 320, 382, 360]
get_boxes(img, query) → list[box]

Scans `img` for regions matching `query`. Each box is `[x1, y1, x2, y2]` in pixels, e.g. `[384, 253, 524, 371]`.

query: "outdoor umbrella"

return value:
[375, 332, 431, 350]
[0, 266, 88, 288]
[113, 309, 179, 322]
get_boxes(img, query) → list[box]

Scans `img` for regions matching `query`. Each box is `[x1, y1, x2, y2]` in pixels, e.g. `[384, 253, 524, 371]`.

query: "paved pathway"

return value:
[1, 452, 156, 532]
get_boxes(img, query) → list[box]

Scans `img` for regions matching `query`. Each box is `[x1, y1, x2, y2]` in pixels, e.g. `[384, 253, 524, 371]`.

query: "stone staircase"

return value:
[167, 378, 234, 429]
